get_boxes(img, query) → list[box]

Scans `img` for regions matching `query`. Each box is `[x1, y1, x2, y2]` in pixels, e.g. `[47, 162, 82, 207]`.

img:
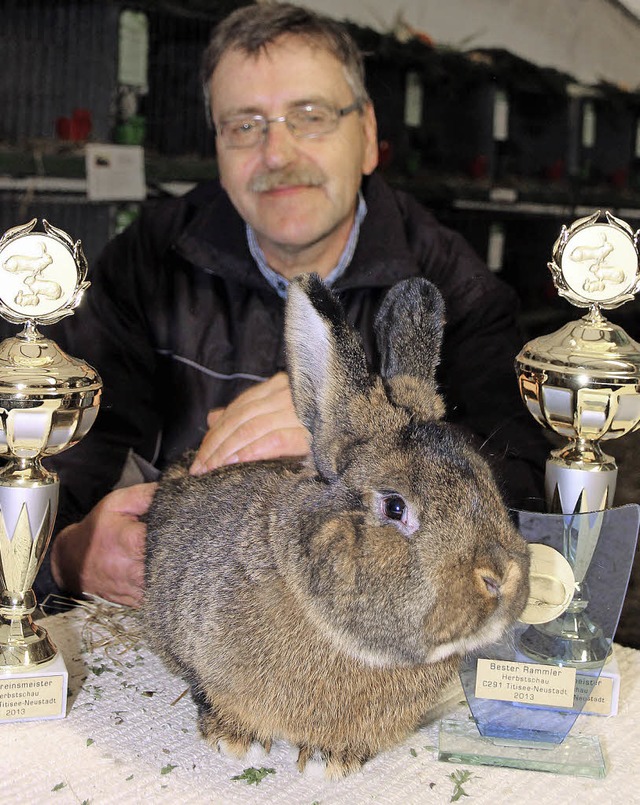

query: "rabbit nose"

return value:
[475, 558, 526, 601]
[481, 572, 501, 598]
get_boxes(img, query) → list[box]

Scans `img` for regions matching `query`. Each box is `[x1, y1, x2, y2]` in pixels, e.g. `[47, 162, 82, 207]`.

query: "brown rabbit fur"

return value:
[142, 274, 530, 779]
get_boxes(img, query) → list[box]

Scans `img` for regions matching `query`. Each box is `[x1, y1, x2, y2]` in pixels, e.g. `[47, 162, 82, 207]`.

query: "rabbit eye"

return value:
[383, 495, 406, 521]
[375, 491, 419, 536]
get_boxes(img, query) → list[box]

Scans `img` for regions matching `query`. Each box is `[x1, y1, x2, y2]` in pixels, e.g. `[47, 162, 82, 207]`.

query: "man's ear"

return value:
[361, 102, 379, 176]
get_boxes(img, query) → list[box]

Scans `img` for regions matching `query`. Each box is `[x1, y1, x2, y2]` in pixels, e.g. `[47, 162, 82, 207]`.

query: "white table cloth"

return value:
[2, 605, 639, 804]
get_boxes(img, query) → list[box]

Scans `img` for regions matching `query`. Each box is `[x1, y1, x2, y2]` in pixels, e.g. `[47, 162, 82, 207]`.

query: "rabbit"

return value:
[142, 273, 530, 779]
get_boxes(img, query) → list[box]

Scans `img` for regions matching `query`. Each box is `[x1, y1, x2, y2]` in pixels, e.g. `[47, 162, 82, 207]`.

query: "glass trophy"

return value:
[439, 211, 640, 777]
[0, 219, 102, 722]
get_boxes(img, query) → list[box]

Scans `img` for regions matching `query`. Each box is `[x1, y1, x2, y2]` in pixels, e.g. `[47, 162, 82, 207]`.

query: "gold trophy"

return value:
[0, 219, 102, 722]
[516, 210, 640, 666]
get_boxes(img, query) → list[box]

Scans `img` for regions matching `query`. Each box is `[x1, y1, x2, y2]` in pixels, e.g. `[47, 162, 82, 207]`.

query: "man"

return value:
[41, 2, 547, 608]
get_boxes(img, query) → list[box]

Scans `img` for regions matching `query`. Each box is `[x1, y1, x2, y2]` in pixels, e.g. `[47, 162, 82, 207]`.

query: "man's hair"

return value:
[201, 1, 370, 120]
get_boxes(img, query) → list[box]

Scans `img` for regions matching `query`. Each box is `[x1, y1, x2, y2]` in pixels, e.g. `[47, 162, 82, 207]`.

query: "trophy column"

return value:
[516, 210, 640, 667]
[0, 219, 102, 721]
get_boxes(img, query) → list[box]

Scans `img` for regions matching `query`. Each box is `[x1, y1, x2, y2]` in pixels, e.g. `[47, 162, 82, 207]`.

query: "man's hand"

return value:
[190, 372, 310, 475]
[50, 483, 157, 608]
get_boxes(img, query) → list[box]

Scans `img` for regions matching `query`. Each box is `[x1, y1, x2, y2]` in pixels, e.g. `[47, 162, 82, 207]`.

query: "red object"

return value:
[71, 108, 92, 141]
[544, 159, 565, 181]
[610, 168, 628, 189]
[55, 109, 92, 141]
[377, 139, 393, 170]
[56, 116, 72, 140]
[468, 154, 488, 179]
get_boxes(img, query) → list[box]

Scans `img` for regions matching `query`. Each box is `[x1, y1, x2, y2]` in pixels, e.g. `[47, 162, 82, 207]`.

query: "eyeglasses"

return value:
[216, 101, 362, 149]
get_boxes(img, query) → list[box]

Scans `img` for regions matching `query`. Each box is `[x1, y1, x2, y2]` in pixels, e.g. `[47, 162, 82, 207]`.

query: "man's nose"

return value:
[261, 119, 298, 168]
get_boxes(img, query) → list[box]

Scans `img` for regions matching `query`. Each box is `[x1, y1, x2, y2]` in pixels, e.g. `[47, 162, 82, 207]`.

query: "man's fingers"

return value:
[114, 547, 146, 607]
[232, 372, 288, 404]
[50, 494, 150, 608]
[227, 427, 310, 466]
[191, 373, 307, 474]
[122, 518, 148, 557]
[193, 405, 307, 473]
[107, 482, 158, 516]
[206, 408, 224, 428]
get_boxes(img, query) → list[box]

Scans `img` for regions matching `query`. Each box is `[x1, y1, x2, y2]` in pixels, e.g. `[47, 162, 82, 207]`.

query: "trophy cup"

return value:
[0, 219, 102, 722]
[438, 212, 640, 777]
[515, 210, 640, 666]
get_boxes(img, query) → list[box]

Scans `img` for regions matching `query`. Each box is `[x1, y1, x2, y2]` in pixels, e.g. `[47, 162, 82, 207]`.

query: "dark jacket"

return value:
[37, 173, 547, 598]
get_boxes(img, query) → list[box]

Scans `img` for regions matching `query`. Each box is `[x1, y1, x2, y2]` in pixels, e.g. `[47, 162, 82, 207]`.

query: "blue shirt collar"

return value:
[246, 191, 367, 298]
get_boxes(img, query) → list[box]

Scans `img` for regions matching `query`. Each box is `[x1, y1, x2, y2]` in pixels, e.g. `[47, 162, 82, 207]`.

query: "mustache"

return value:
[249, 166, 326, 193]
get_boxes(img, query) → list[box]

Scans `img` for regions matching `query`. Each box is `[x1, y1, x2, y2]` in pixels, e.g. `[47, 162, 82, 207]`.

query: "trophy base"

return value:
[0, 651, 68, 723]
[438, 718, 606, 779]
[518, 612, 610, 669]
[0, 613, 58, 669]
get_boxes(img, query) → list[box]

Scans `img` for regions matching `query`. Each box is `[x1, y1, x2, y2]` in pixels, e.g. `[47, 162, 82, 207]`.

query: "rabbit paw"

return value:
[297, 744, 368, 779]
[198, 707, 272, 759]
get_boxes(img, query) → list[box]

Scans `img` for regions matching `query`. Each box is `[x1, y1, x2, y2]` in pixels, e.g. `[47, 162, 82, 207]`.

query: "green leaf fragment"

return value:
[231, 767, 276, 785]
[449, 769, 473, 802]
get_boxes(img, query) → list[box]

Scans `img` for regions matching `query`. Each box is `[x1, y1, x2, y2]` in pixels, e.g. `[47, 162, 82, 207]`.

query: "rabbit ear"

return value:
[285, 274, 372, 478]
[375, 278, 446, 419]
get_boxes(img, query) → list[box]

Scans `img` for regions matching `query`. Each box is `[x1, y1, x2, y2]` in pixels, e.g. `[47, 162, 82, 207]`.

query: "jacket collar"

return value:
[173, 173, 420, 293]
[174, 181, 272, 293]
[336, 173, 422, 291]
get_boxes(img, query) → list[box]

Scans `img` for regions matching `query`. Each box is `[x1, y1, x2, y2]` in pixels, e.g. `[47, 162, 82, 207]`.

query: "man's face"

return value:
[209, 36, 378, 269]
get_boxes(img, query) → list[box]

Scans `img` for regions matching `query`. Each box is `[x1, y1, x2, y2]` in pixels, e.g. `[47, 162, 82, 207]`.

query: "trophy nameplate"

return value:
[0, 219, 102, 722]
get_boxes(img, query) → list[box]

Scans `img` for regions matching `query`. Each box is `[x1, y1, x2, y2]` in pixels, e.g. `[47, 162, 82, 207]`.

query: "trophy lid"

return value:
[518, 313, 640, 382]
[0, 332, 101, 396]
